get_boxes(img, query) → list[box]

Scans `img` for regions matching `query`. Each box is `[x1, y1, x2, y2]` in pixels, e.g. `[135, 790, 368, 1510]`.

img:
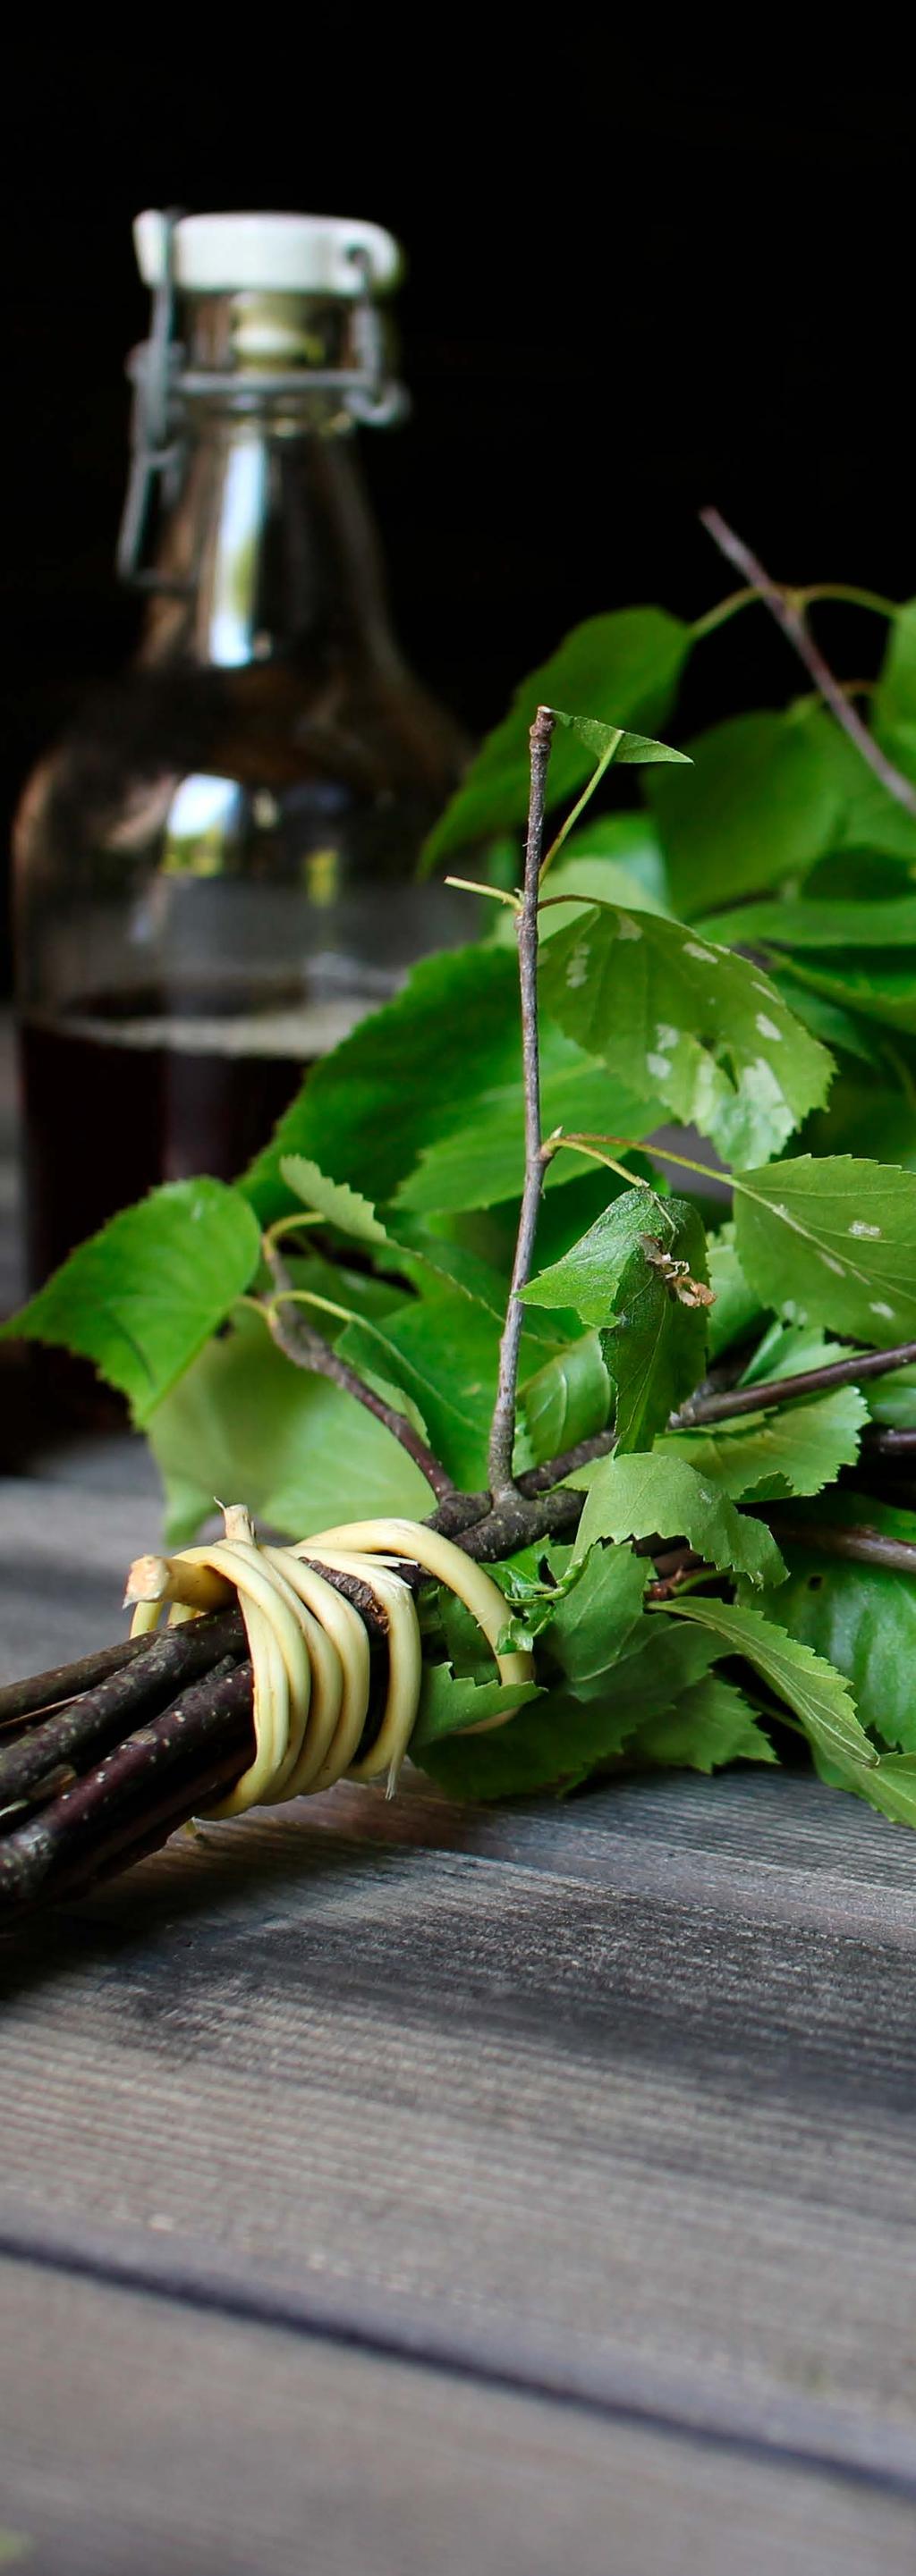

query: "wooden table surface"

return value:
[3, 1021, 916, 2572]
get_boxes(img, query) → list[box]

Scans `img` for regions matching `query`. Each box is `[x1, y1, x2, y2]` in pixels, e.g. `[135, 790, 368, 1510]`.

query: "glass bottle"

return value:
[13, 211, 470, 1291]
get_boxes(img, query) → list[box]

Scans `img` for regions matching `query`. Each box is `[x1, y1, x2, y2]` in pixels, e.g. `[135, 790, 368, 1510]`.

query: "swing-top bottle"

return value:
[13, 209, 469, 1288]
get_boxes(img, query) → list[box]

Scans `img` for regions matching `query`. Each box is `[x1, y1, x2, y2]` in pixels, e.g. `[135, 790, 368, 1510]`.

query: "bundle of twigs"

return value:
[0, 1449, 606, 1925]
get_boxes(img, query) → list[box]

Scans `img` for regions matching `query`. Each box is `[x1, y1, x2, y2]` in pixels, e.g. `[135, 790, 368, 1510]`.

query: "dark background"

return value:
[2, 47, 913, 979]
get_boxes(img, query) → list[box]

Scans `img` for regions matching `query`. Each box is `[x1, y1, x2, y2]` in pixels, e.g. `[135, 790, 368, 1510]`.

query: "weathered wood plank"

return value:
[5, 1413, 916, 2505]
[0, 1473, 164, 1674]
[3, 1755, 916, 2487]
[2, 2254, 915, 2576]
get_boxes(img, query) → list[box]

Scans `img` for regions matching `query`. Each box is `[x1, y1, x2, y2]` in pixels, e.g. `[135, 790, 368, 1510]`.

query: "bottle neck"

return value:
[134, 283, 406, 676]
[137, 409, 404, 676]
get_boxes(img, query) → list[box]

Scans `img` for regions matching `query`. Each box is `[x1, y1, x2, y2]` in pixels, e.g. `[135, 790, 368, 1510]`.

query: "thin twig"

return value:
[861, 1425, 916, 1457]
[645, 1548, 708, 1600]
[262, 1241, 455, 1501]
[0, 1660, 257, 1916]
[0, 1632, 151, 1733]
[488, 705, 556, 1499]
[768, 1516, 916, 1577]
[691, 579, 899, 643]
[0, 1607, 247, 1811]
[700, 508, 916, 818]
[675, 1337, 916, 1429]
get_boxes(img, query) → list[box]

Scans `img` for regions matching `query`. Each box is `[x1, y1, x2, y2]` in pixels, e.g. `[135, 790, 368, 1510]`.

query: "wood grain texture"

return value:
[3, 2255, 915, 2576]
[4, 1729, 916, 2492]
[0, 1479, 162, 1676]
[4, 1136, 916, 2560]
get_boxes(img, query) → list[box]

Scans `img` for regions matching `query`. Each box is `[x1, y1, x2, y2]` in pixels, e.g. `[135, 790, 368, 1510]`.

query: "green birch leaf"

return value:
[279, 1156, 389, 1244]
[243, 944, 524, 1219]
[550, 705, 691, 767]
[388, 1225, 511, 1321]
[560, 809, 669, 899]
[537, 1540, 649, 1688]
[835, 1753, 916, 1831]
[773, 977, 887, 1068]
[394, 1046, 659, 1216]
[414, 1687, 640, 1799]
[522, 1185, 675, 1326]
[661, 1596, 878, 1769]
[705, 1224, 765, 1360]
[420, 606, 690, 868]
[416, 1608, 724, 1800]
[646, 708, 848, 915]
[871, 597, 916, 781]
[496, 1547, 596, 1655]
[733, 1155, 916, 1343]
[656, 1385, 869, 1504]
[339, 1286, 556, 1490]
[256, 942, 656, 1225]
[866, 1362, 916, 1428]
[631, 1674, 777, 1772]
[339, 1289, 506, 1491]
[764, 952, 916, 1038]
[411, 1666, 542, 1751]
[598, 1613, 723, 1719]
[574, 1451, 785, 1588]
[805, 671, 916, 859]
[700, 895, 916, 950]
[827, 771, 916, 863]
[148, 1304, 432, 1545]
[521, 1330, 613, 1463]
[756, 1524, 916, 1753]
[488, 822, 670, 946]
[738, 1316, 852, 1384]
[278, 1153, 512, 1320]
[606, 1221, 710, 1451]
[523, 1190, 710, 1451]
[490, 857, 664, 949]
[1, 1180, 261, 1423]
[540, 903, 832, 1167]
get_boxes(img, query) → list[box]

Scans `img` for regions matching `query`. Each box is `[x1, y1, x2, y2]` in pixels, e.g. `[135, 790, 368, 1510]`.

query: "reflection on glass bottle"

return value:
[14, 212, 471, 1290]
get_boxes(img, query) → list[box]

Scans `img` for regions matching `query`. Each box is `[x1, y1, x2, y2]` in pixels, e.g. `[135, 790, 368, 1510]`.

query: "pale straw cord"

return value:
[124, 1507, 534, 1817]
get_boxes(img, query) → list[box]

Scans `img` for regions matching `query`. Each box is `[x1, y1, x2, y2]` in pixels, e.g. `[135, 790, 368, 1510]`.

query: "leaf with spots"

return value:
[539, 902, 832, 1168]
[733, 1156, 916, 1345]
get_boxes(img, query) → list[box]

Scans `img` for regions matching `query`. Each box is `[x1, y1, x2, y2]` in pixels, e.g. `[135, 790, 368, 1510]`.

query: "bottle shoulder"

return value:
[13, 653, 470, 897]
[16, 655, 467, 849]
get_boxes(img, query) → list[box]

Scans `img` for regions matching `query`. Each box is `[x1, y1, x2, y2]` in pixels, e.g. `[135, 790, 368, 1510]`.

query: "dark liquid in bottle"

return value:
[19, 986, 332, 1288]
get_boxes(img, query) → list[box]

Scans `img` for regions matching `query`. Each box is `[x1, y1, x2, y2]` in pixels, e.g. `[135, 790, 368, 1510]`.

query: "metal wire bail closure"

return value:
[116, 213, 408, 588]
